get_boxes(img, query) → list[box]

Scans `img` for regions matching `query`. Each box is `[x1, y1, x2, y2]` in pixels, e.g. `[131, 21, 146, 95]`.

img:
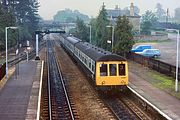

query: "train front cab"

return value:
[96, 61, 128, 88]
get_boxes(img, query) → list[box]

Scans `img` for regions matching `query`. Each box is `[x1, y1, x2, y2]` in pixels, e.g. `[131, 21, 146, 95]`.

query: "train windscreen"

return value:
[109, 64, 117, 76]
[119, 64, 125, 76]
[100, 64, 107, 76]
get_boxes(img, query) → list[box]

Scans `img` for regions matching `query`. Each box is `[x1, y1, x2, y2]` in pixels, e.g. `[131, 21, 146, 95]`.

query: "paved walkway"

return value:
[0, 61, 43, 120]
[128, 61, 180, 120]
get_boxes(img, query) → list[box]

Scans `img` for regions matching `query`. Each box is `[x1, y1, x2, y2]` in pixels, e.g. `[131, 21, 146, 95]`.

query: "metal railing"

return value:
[126, 52, 179, 80]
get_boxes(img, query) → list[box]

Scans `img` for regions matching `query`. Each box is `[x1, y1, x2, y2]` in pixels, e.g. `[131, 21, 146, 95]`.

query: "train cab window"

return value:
[109, 64, 117, 76]
[100, 64, 107, 76]
[119, 64, 125, 76]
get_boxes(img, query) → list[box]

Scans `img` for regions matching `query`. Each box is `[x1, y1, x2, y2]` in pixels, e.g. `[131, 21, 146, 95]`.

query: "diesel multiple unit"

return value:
[60, 36, 128, 90]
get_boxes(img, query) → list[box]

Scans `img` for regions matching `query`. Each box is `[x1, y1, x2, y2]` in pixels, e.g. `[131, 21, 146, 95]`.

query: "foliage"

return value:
[0, 4, 17, 50]
[0, 0, 40, 49]
[156, 22, 180, 30]
[95, 3, 109, 49]
[89, 18, 97, 44]
[141, 10, 158, 35]
[53, 9, 89, 23]
[114, 16, 134, 54]
[68, 28, 76, 36]
[12, 0, 40, 42]
[75, 17, 89, 42]
[155, 3, 166, 21]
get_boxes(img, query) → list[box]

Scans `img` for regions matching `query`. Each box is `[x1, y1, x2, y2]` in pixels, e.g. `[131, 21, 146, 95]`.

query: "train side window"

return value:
[89, 60, 91, 68]
[100, 64, 107, 76]
[119, 64, 125, 76]
[92, 61, 95, 72]
[109, 64, 117, 76]
[85, 58, 87, 65]
[92, 64, 95, 72]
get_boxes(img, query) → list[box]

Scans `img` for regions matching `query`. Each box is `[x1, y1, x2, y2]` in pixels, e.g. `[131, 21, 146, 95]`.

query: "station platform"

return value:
[0, 60, 44, 120]
[128, 61, 180, 120]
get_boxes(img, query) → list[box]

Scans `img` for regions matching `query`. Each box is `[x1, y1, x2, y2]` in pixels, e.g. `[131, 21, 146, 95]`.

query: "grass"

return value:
[147, 71, 180, 99]
[0, 58, 5, 65]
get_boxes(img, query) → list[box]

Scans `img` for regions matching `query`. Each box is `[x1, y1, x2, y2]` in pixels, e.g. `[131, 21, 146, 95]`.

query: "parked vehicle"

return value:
[131, 45, 152, 52]
[136, 49, 161, 58]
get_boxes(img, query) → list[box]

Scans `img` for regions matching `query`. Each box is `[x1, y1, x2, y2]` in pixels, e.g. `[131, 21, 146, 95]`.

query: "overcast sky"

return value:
[38, 0, 180, 20]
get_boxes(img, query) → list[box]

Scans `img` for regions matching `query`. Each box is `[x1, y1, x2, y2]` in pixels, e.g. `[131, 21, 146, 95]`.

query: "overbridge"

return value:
[35, 30, 65, 60]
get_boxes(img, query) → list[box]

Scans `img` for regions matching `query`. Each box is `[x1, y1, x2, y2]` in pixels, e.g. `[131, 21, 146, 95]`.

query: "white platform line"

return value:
[36, 61, 44, 120]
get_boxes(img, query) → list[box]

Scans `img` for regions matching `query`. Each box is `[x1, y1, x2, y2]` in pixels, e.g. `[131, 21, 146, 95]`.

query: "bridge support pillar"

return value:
[35, 34, 40, 60]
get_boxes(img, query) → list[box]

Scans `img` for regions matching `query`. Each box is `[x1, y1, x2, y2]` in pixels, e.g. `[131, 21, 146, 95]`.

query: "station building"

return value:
[106, 3, 141, 34]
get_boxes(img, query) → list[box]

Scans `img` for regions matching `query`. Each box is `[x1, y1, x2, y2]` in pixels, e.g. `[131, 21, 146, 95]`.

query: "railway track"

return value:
[40, 38, 76, 119]
[48, 35, 167, 120]
[54, 37, 152, 120]
[99, 92, 151, 120]
[100, 93, 152, 120]
[8, 41, 46, 66]
[120, 95, 151, 120]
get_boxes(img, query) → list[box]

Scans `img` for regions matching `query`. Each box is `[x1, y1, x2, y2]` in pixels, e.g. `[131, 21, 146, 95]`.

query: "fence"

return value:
[127, 52, 178, 80]
[0, 63, 6, 81]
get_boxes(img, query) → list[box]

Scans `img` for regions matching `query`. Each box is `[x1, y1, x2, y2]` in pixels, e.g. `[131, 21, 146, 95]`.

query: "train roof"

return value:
[75, 41, 126, 61]
[66, 36, 81, 44]
[97, 54, 126, 61]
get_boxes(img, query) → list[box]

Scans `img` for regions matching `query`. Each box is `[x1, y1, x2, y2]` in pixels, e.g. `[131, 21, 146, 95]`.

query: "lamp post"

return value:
[106, 25, 115, 52]
[175, 30, 179, 92]
[89, 25, 91, 43]
[166, 29, 179, 92]
[87, 25, 92, 43]
[5, 26, 18, 79]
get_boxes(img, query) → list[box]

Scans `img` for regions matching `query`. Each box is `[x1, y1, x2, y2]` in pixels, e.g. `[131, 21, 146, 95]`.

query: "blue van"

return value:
[131, 45, 152, 52]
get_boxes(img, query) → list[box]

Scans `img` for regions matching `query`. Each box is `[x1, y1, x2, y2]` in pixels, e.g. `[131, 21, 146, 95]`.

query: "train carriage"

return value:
[61, 36, 128, 90]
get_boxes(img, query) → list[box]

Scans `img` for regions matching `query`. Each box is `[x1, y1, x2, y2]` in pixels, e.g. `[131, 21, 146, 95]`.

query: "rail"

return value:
[46, 39, 75, 119]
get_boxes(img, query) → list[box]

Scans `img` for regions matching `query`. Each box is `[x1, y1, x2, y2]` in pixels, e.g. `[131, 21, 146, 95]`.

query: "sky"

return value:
[38, 0, 180, 20]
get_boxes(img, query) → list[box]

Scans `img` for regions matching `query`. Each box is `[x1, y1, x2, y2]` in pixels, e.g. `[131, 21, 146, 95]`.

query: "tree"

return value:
[114, 16, 134, 55]
[53, 9, 89, 23]
[0, 0, 40, 49]
[0, 3, 17, 50]
[95, 3, 109, 49]
[155, 3, 166, 21]
[14, 0, 40, 40]
[75, 17, 88, 42]
[141, 10, 158, 35]
[89, 18, 97, 44]
[174, 8, 180, 20]
[4, 0, 40, 41]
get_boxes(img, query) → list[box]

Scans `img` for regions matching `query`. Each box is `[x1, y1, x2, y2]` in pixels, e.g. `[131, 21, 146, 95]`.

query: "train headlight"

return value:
[102, 81, 105, 85]
[121, 80, 125, 84]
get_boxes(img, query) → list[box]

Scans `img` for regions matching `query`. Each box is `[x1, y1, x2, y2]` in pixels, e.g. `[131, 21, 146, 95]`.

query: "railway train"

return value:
[60, 36, 128, 90]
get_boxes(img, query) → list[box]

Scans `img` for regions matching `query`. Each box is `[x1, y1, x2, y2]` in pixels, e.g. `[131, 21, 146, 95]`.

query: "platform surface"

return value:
[128, 61, 180, 120]
[0, 61, 43, 120]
